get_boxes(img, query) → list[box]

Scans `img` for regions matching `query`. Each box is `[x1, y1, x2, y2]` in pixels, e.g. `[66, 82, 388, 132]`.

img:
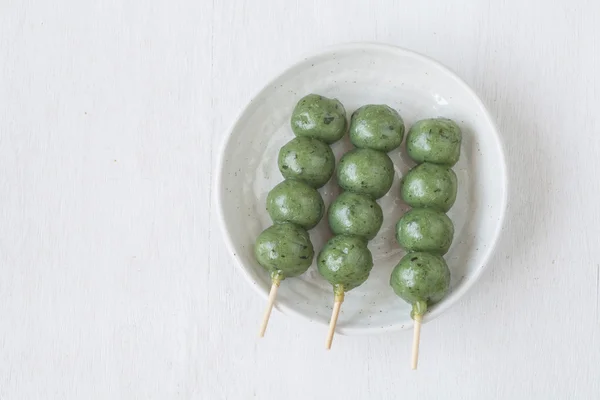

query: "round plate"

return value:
[215, 43, 507, 335]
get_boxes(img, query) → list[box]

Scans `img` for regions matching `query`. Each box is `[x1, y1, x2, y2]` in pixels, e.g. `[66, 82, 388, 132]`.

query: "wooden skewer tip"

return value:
[325, 289, 344, 350]
[411, 314, 423, 370]
[258, 275, 281, 338]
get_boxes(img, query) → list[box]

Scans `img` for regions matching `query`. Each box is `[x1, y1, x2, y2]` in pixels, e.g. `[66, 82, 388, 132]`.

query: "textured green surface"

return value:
[349, 104, 405, 152]
[328, 191, 383, 240]
[337, 148, 395, 199]
[290, 94, 347, 144]
[400, 163, 457, 212]
[317, 235, 373, 291]
[278, 137, 335, 188]
[254, 223, 314, 279]
[406, 118, 462, 166]
[389, 252, 450, 310]
[266, 179, 324, 229]
[396, 208, 454, 255]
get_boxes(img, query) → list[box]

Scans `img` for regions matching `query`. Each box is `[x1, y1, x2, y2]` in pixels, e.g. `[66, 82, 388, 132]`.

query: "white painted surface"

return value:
[0, 0, 599, 398]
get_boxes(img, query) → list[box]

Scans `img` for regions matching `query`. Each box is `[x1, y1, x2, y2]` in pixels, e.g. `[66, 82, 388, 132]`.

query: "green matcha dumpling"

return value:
[328, 191, 383, 241]
[266, 179, 324, 229]
[337, 148, 395, 199]
[389, 252, 450, 317]
[291, 94, 347, 144]
[278, 137, 335, 188]
[400, 163, 457, 212]
[389, 250, 452, 369]
[254, 223, 314, 280]
[349, 105, 405, 152]
[406, 118, 462, 166]
[396, 208, 454, 255]
[318, 234, 374, 349]
[317, 235, 374, 293]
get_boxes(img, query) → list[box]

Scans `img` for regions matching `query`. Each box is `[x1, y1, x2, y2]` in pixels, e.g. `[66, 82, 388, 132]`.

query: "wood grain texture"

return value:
[1, 0, 599, 398]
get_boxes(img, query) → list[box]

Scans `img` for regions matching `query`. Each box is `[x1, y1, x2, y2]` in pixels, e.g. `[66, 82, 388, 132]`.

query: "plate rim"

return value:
[214, 42, 508, 335]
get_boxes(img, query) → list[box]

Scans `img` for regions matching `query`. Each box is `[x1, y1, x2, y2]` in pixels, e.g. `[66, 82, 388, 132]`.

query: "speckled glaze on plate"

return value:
[215, 43, 507, 335]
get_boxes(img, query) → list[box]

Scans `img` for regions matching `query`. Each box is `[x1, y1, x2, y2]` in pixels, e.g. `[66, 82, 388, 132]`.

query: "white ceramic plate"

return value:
[215, 43, 507, 335]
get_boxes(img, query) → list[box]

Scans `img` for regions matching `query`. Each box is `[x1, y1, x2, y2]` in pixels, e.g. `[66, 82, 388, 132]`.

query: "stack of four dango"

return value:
[391, 118, 462, 369]
[318, 104, 405, 348]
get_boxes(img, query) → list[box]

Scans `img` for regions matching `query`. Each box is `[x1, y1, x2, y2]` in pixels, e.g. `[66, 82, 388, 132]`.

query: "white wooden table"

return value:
[1, 0, 599, 398]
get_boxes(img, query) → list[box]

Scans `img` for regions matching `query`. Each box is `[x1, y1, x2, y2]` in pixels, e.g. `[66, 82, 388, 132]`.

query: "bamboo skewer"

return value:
[411, 314, 423, 370]
[258, 274, 282, 337]
[326, 289, 344, 349]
